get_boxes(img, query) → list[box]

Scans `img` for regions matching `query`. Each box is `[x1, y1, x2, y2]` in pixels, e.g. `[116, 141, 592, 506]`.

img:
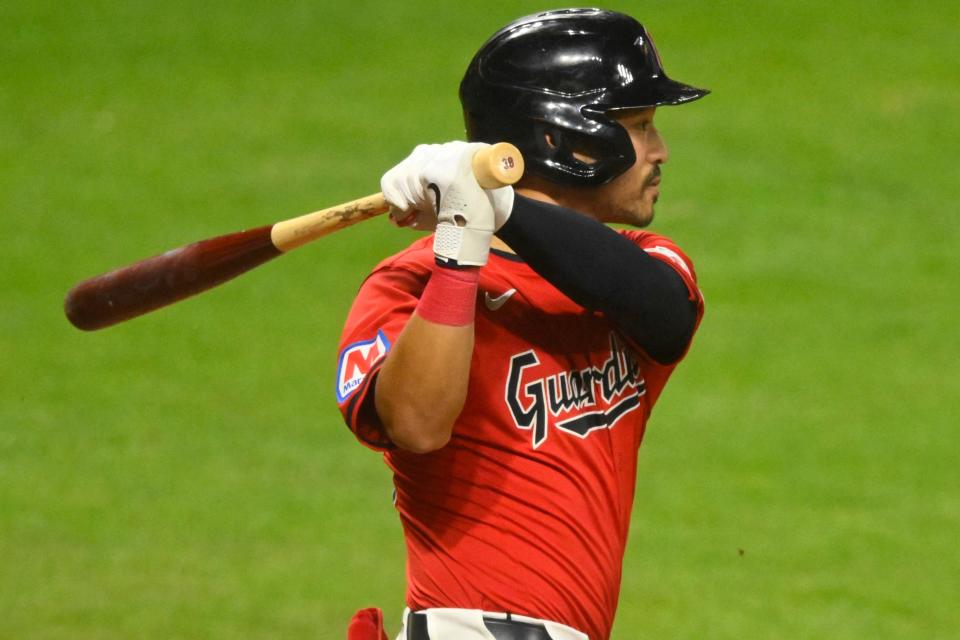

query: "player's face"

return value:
[590, 107, 669, 227]
[510, 107, 670, 232]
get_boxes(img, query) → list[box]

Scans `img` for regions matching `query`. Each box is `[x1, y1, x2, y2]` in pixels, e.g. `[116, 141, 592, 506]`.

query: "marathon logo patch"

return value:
[336, 330, 391, 403]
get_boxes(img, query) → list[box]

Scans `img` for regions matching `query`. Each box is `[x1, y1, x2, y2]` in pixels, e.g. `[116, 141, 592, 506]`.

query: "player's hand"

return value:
[381, 142, 514, 245]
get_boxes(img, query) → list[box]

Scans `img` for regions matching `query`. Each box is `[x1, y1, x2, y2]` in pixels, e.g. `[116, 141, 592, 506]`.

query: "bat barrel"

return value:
[65, 225, 281, 331]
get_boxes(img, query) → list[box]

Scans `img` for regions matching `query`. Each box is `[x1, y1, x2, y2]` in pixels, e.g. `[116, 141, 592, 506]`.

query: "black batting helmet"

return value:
[460, 8, 709, 186]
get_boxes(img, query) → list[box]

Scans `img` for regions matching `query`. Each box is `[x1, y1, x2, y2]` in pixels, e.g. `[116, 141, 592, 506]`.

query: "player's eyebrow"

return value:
[610, 108, 655, 125]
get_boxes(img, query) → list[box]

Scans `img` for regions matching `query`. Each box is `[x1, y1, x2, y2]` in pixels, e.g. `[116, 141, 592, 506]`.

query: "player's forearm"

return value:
[373, 263, 481, 453]
[375, 314, 473, 453]
[496, 195, 696, 363]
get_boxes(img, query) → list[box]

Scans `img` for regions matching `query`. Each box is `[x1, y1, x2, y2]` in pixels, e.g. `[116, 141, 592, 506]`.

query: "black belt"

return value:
[407, 611, 554, 640]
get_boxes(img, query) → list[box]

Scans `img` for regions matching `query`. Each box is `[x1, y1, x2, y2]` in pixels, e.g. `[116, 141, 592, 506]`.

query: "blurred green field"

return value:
[2, 1, 958, 638]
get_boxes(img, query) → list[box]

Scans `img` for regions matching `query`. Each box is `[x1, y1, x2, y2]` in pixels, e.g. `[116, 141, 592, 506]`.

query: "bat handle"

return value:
[270, 142, 524, 252]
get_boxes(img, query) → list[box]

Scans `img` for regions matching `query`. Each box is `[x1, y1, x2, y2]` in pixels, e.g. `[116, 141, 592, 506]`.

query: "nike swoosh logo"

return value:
[484, 288, 516, 311]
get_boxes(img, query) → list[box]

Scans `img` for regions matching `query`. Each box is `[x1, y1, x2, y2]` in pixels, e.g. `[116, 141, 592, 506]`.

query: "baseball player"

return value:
[338, 9, 708, 640]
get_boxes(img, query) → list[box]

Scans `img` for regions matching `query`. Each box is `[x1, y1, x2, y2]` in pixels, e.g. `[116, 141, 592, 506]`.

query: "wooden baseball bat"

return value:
[65, 142, 524, 331]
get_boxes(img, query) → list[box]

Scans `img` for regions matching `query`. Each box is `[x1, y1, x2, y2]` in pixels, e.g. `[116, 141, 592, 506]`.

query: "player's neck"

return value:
[515, 186, 561, 208]
[515, 185, 600, 223]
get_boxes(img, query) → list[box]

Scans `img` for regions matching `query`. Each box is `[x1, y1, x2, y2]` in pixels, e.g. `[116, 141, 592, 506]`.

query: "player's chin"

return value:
[628, 198, 656, 228]
[639, 191, 660, 226]
[604, 192, 655, 227]
[613, 207, 653, 228]
[635, 209, 654, 228]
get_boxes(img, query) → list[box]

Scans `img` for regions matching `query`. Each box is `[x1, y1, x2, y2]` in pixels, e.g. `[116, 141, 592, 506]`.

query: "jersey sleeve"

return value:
[335, 266, 427, 451]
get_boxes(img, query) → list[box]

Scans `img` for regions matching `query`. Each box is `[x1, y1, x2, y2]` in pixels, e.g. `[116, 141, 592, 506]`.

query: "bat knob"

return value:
[472, 142, 524, 189]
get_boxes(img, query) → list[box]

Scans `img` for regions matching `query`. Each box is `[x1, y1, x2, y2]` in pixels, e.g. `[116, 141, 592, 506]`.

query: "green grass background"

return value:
[3, 1, 958, 638]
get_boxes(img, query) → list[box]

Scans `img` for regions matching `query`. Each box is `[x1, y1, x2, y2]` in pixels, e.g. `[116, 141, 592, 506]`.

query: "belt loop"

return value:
[407, 610, 430, 640]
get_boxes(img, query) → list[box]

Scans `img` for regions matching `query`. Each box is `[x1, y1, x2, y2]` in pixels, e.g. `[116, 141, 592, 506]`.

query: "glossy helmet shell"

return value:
[460, 8, 709, 186]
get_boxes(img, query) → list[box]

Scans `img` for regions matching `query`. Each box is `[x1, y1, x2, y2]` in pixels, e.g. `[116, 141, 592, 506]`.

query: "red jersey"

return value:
[336, 232, 703, 640]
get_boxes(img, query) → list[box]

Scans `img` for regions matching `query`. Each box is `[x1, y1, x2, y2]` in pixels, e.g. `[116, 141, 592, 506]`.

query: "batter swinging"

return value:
[337, 9, 709, 640]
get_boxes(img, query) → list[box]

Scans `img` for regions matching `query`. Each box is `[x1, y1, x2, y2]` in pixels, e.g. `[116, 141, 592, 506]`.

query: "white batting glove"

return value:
[381, 142, 514, 239]
[490, 185, 514, 231]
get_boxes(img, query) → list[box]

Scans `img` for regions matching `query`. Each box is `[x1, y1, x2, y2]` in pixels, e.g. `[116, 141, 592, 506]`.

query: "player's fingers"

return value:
[381, 185, 410, 212]
[389, 208, 417, 227]
[382, 144, 433, 209]
[380, 166, 415, 211]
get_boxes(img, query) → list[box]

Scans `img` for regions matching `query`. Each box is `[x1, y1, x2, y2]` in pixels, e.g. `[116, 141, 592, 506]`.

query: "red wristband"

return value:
[415, 265, 480, 326]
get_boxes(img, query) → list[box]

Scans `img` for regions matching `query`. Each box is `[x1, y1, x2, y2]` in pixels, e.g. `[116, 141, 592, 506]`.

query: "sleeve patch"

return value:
[644, 245, 692, 278]
[336, 330, 391, 403]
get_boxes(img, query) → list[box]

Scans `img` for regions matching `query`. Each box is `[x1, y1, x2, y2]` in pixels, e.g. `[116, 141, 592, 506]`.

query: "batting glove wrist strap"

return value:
[434, 223, 492, 267]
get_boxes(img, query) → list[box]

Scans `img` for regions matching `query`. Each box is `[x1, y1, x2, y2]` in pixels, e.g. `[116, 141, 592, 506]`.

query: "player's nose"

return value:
[648, 127, 669, 165]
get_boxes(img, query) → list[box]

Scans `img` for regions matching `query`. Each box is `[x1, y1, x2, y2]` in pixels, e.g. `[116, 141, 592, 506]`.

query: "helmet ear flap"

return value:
[536, 123, 626, 183]
[537, 125, 573, 166]
[537, 124, 598, 172]
[535, 125, 573, 179]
